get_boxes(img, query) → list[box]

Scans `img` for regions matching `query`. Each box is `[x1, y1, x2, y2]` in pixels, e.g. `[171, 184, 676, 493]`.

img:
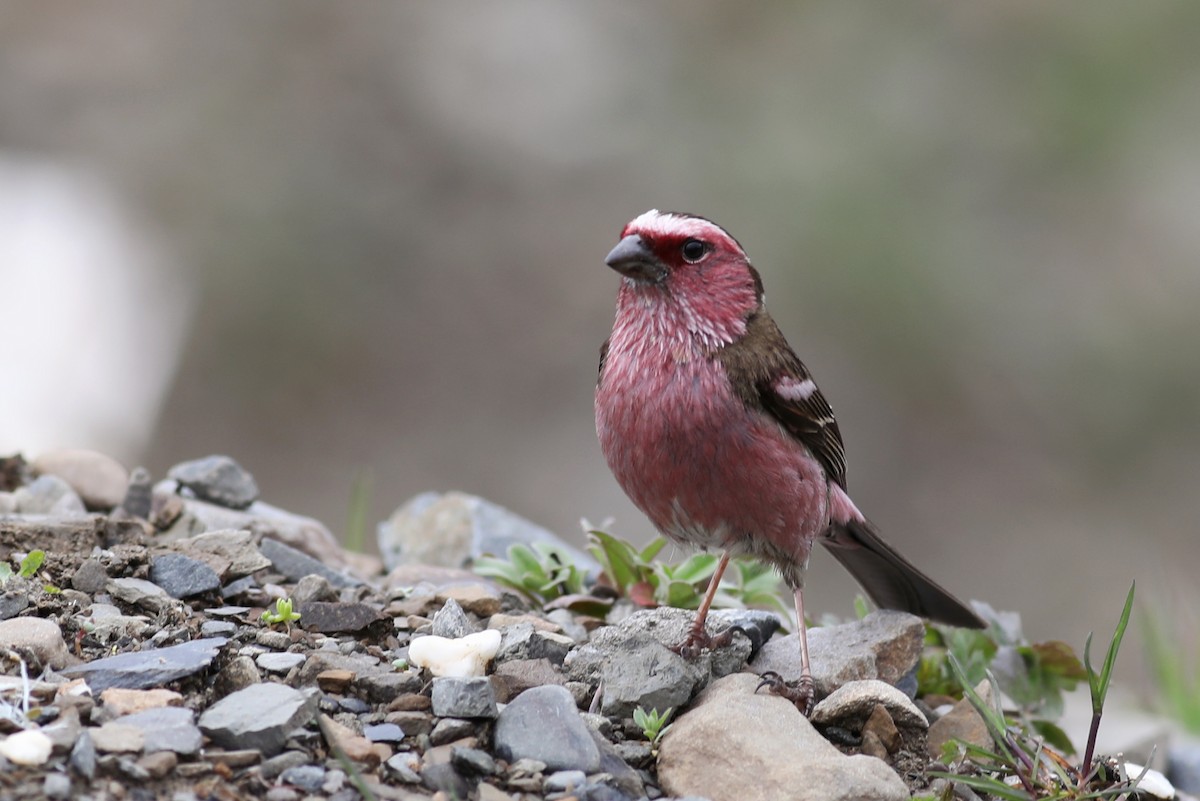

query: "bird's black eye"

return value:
[681, 238, 709, 263]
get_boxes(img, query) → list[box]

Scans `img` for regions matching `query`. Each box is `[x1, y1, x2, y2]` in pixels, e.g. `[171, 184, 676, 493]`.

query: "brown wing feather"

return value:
[716, 308, 848, 488]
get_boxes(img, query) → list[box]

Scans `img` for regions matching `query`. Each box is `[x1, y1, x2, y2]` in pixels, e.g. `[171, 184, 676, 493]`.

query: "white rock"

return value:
[0, 729, 54, 766]
[408, 630, 502, 677]
[1124, 762, 1175, 799]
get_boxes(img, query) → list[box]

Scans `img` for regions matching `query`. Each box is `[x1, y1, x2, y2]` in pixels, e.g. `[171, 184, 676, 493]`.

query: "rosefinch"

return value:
[595, 210, 984, 712]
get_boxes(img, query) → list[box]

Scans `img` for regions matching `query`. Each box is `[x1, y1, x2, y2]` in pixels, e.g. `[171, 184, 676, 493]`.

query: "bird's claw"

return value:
[755, 670, 817, 716]
[673, 625, 735, 658]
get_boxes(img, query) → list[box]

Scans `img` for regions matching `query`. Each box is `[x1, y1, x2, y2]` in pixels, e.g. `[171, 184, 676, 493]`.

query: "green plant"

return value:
[586, 529, 788, 617]
[261, 597, 302, 627]
[343, 468, 373, 554]
[633, 705, 673, 745]
[0, 550, 45, 584]
[931, 583, 1138, 800]
[1142, 588, 1200, 733]
[473, 542, 586, 605]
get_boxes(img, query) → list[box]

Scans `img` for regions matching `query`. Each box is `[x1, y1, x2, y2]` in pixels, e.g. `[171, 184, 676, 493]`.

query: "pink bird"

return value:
[595, 210, 984, 712]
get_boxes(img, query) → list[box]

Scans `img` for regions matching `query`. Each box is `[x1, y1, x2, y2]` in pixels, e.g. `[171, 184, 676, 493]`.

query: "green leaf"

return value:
[928, 771, 1031, 801]
[638, 537, 668, 563]
[19, 550, 44, 578]
[667, 553, 719, 585]
[0, 563, 12, 584]
[1086, 581, 1135, 715]
[1031, 719, 1076, 755]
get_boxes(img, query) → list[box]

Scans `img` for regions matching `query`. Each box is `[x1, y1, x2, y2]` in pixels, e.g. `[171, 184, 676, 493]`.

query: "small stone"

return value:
[43, 772, 72, 800]
[494, 685, 601, 773]
[432, 598, 474, 639]
[91, 722, 145, 753]
[106, 577, 173, 613]
[363, 723, 405, 743]
[497, 623, 574, 666]
[33, 448, 129, 510]
[199, 682, 315, 757]
[477, 783, 517, 801]
[72, 559, 110, 594]
[280, 765, 326, 792]
[70, 731, 97, 777]
[259, 750, 310, 779]
[264, 788, 299, 801]
[182, 530, 272, 579]
[201, 620, 237, 637]
[319, 714, 379, 765]
[863, 703, 901, 753]
[121, 466, 153, 518]
[257, 652, 306, 673]
[99, 688, 183, 717]
[544, 770, 587, 793]
[0, 729, 54, 765]
[0, 592, 30, 621]
[136, 750, 178, 778]
[118, 706, 203, 755]
[408, 630, 501, 678]
[385, 752, 423, 783]
[387, 710, 433, 737]
[927, 680, 993, 759]
[256, 629, 292, 650]
[421, 761, 472, 798]
[317, 669, 355, 693]
[214, 654, 261, 696]
[431, 676, 498, 719]
[452, 745, 497, 776]
[13, 474, 87, 515]
[860, 729, 889, 761]
[62, 637, 227, 693]
[292, 574, 336, 605]
[430, 717, 476, 745]
[0, 616, 71, 670]
[337, 696, 371, 714]
[296, 601, 388, 635]
[492, 658, 565, 701]
[168, 455, 259, 509]
[810, 680, 927, 731]
[150, 553, 221, 598]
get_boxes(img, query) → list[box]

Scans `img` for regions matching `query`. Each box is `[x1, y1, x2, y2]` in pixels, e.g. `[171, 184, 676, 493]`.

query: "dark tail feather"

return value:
[821, 517, 986, 629]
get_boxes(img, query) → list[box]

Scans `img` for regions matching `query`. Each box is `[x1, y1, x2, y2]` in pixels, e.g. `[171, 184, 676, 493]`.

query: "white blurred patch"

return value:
[0, 156, 193, 462]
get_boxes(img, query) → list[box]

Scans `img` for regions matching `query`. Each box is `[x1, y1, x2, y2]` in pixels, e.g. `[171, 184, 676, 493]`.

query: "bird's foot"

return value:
[673, 625, 735, 659]
[755, 670, 816, 716]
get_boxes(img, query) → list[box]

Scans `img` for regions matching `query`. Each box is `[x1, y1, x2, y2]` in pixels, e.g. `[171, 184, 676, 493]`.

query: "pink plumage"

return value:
[595, 210, 983, 712]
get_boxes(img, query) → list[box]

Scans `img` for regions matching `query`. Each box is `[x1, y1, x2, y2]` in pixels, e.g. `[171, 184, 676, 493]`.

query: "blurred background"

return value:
[2, 2, 1197, 666]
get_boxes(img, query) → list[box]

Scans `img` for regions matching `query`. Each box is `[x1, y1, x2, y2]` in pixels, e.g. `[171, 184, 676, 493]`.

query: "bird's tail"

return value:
[821, 514, 986, 629]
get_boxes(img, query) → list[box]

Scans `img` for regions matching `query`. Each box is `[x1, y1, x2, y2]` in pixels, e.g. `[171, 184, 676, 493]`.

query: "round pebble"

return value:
[255, 652, 306, 673]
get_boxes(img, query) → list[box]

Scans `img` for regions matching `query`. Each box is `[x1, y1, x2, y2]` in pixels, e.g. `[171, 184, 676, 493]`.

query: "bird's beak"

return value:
[605, 235, 668, 284]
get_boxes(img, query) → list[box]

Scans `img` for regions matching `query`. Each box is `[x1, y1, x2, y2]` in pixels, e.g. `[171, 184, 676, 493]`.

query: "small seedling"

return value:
[0, 550, 45, 585]
[633, 705, 673, 746]
[261, 597, 302, 627]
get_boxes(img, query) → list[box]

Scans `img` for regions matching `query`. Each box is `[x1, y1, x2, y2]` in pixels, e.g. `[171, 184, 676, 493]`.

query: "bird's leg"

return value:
[757, 586, 816, 715]
[675, 551, 734, 657]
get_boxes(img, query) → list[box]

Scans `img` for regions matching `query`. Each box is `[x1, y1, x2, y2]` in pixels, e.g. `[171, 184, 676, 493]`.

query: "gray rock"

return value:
[431, 717, 477, 745]
[13, 474, 86, 516]
[750, 610, 925, 697]
[545, 770, 587, 793]
[168, 455, 259, 510]
[708, 608, 783, 656]
[214, 655, 262, 696]
[32, 448, 128, 511]
[378, 490, 598, 572]
[563, 607, 751, 717]
[0, 591, 30, 621]
[150, 553, 221, 598]
[658, 673, 909, 801]
[42, 772, 72, 800]
[201, 620, 237, 637]
[292, 574, 336, 605]
[198, 682, 315, 757]
[0, 616, 71, 670]
[178, 529, 272, 579]
[259, 538, 358, 588]
[589, 727, 646, 798]
[432, 598, 474, 639]
[431, 676, 498, 719]
[451, 746, 497, 776]
[362, 723, 405, 743]
[260, 750, 311, 780]
[354, 669, 424, 703]
[71, 559, 109, 594]
[421, 761, 472, 798]
[106, 577, 175, 613]
[497, 622, 574, 666]
[1168, 738, 1200, 793]
[62, 637, 228, 693]
[810, 679, 928, 731]
[494, 685, 601, 772]
[280, 765, 326, 792]
[70, 731, 97, 779]
[927, 679, 992, 759]
[385, 752, 423, 783]
[117, 706, 203, 755]
[120, 466, 153, 518]
[257, 652, 306, 673]
[295, 601, 386, 634]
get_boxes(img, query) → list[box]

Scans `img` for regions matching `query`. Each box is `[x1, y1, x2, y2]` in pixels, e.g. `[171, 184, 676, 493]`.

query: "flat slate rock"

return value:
[297, 601, 389, 635]
[61, 637, 228, 693]
[259, 537, 358, 588]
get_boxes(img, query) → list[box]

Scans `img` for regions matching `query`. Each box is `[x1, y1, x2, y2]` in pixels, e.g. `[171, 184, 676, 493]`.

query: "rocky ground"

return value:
[0, 451, 1189, 801]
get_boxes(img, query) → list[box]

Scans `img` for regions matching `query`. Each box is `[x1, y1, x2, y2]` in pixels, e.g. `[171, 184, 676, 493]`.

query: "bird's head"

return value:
[606, 210, 763, 343]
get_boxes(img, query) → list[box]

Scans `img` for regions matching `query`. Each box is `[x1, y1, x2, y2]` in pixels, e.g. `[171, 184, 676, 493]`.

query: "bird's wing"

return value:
[716, 310, 848, 487]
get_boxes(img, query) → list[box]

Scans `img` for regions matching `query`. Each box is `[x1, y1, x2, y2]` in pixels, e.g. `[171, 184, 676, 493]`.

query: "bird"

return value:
[594, 209, 985, 713]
